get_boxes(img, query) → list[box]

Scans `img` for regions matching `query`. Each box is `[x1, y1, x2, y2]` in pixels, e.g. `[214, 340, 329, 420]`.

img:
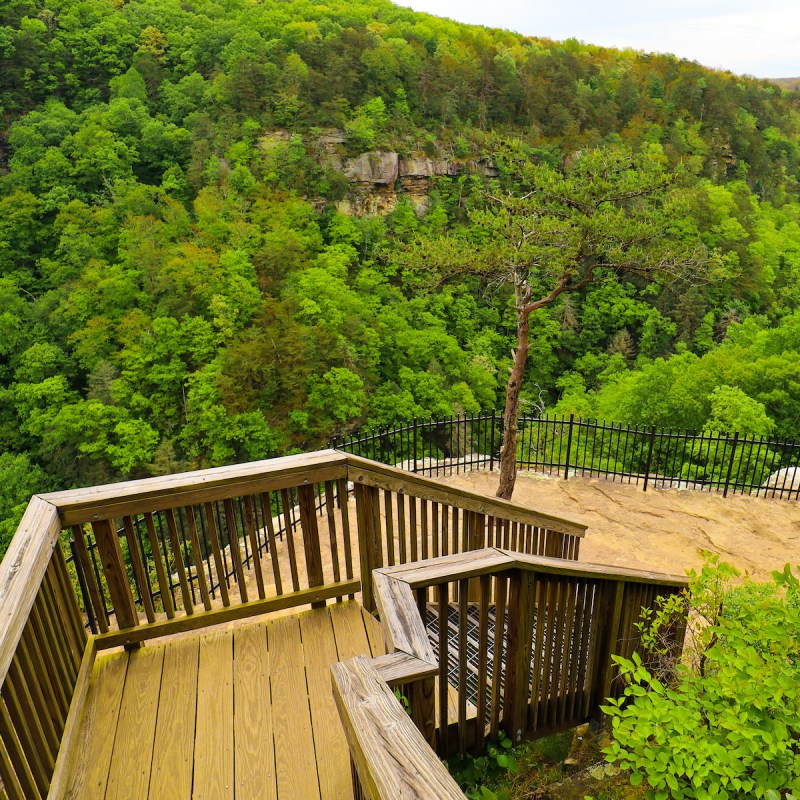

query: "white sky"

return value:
[400, 0, 800, 79]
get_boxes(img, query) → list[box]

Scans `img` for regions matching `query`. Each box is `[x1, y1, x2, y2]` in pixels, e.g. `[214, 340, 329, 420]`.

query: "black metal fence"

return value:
[333, 411, 800, 501]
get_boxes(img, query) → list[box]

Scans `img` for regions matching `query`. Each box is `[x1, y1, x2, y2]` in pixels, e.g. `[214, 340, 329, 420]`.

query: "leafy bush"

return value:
[603, 559, 800, 799]
[447, 729, 517, 800]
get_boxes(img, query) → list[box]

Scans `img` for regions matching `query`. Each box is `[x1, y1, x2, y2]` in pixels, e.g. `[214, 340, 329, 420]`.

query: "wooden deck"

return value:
[61, 602, 385, 800]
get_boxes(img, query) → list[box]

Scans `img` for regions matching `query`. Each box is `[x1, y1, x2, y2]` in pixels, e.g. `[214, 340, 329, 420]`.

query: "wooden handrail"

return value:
[346, 455, 588, 538]
[0, 497, 63, 689]
[331, 656, 466, 800]
[334, 549, 688, 800]
[42, 449, 348, 525]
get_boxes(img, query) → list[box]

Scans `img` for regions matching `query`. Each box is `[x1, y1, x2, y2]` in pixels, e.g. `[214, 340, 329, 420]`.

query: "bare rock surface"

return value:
[443, 470, 800, 580]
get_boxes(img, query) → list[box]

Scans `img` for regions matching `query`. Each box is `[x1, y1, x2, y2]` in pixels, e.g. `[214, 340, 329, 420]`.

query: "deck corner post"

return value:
[354, 482, 381, 612]
[91, 518, 140, 637]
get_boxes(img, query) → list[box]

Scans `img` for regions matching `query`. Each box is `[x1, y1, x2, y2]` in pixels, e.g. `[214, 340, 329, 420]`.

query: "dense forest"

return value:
[2, 0, 800, 551]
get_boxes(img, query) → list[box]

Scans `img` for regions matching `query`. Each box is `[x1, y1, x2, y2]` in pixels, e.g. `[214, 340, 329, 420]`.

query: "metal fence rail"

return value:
[333, 412, 800, 501]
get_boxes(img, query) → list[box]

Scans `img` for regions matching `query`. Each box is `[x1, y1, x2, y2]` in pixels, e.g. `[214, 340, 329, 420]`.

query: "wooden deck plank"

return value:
[105, 646, 165, 800]
[299, 609, 352, 800]
[63, 651, 128, 800]
[269, 615, 321, 800]
[233, 623, 276, 800]
[329, 601, 372, 661]
[361, 607, 387, 658]
[148, 637, 200, 800]
[194, 630, 234, 800]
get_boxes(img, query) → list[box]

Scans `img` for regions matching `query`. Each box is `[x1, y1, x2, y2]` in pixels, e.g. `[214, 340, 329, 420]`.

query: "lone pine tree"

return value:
[410, 146, 708, 499]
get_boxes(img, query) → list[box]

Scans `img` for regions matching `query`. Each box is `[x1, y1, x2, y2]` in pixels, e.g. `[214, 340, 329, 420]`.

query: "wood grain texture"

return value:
[105, 645, 164, 800]
[194, 630, 234, 800]
[381, 549, 515, 589]
[92, 518, 140, 631]
[300, 608, 352, 800]
[507, 550, 688, 586]
[233, 624, 276, 800]
[45, 450, 348, 525]
[370, 653, 438, 686]
[372, 572, 434, 663]
[360, 607, 386, 658]
[268, 615, 320, 800]
[331, 656, 465, 800]
[45, 640, 96, 800]
[148, 637, 199, 800]
[329, 601, 372, 661]
[62, 651, 128, 800]
[0, 497, 62, 688]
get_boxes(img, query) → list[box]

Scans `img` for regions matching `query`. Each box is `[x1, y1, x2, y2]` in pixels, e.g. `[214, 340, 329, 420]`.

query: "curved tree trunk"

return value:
[496, 306, 530, 500]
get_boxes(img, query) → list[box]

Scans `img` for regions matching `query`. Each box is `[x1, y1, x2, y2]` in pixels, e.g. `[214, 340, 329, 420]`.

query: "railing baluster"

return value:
[2, 668, 50, 796]
[259, 492, 283, 596]
[184, 506, 212, 611]
[420, 499, 429, 560]
[92, 518, 140, 630]
[0, 698, 39, 800]
[457, 579, 469, 754]
[474, 575, 490, 755]
[409, 497, 418, 562]
[397, 492, 407, 564]
[242, 496, 266, 600]
[327, 482, 344, 580]
[437, 581, 449, 757]
[223, 499, 248, 604]
[166, 509, 195, 614]
[143, 513, 176, 619]
[203, 502, 230, 606]
[280, 489, 300, 592]
[121, 517, 155, 623]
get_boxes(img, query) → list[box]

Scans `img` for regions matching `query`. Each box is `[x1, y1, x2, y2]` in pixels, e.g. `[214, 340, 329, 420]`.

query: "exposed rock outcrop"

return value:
[310, 130, 497, 216]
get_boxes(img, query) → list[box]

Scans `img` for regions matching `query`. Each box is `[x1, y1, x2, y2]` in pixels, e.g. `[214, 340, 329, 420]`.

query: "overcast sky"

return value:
[400, 0, 799, 79]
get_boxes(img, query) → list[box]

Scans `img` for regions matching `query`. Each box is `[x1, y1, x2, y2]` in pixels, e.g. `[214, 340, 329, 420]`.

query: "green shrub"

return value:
[447, 729, 517, 800]
[603, 560, 800, 799]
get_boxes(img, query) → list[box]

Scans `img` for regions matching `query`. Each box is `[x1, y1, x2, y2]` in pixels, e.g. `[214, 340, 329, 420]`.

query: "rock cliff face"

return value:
[330, 150, 462, 215]
[312, 131, 497, 216]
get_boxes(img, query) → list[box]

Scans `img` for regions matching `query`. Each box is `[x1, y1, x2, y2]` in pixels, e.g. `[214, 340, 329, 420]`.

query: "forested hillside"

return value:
[2, 0, 800, 550]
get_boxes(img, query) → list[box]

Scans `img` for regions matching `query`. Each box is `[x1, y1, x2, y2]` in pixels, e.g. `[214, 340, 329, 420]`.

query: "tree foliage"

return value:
[1, 0, 800, 550]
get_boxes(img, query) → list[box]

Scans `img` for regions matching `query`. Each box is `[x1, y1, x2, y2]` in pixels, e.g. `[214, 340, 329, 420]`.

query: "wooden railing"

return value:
[0, 449, 587, 799]
[346, 455, 586, 612]
[333, 549, 688, 800]
[0, 498, 90, 800]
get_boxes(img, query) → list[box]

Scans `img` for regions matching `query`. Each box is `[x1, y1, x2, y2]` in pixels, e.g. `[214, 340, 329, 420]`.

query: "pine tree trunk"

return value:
[496, 306, 530, 500]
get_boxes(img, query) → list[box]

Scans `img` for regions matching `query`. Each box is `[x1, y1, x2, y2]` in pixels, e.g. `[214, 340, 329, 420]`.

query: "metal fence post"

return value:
[723, 431, 739, 498]
[564, 413, 575, 480]
[413, 416, 418, 474]
[643, 424, 657, 492]
[490, 409, 497, 472]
